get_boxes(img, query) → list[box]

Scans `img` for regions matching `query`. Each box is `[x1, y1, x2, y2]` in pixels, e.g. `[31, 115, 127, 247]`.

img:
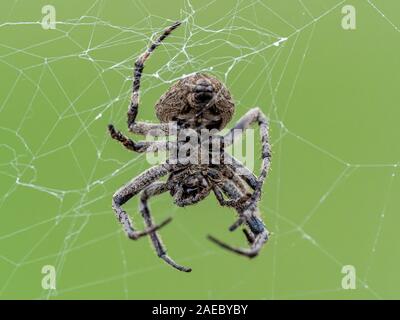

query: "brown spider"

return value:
[108, 21, 271, 272]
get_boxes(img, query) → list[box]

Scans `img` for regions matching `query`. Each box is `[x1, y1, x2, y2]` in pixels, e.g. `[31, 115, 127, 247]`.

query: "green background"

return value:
[0, 0, 399, 299]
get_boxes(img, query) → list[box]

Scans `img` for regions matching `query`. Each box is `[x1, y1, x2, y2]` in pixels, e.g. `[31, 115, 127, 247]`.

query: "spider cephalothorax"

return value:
[167, 166, 212, 207]
[108, 21, 271, 272]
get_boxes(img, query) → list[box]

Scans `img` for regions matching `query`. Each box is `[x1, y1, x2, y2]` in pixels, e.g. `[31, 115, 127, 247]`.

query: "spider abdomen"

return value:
[155, 73, 235, 131]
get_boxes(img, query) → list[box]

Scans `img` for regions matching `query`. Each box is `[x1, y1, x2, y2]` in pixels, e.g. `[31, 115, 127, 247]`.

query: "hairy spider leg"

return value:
[140, 182, 192, 272]
[112, 164, 173, 240]
[210, 173, 269, 258]
[223, 107, 271, 231]
[128, 21, 181, 128]
[108, 124, 171, 153]
[108, 22, 181, 149]
[207, 108, 271, 257]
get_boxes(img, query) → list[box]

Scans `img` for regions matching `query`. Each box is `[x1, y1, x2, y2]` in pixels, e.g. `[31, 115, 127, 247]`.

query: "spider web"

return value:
[0, 0, 399, 299]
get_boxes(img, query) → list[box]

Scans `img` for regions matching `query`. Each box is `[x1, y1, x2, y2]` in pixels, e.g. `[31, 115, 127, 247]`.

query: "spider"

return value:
[108, 21, 271, 272]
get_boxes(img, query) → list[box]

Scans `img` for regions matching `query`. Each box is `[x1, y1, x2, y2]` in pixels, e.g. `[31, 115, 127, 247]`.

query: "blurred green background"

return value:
[0, 0, 399, 299]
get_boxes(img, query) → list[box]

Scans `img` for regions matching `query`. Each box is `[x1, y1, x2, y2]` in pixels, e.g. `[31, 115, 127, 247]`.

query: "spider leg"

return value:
[212, 185, 255, 244]
[222, 108, 271, 232]
[217, 168, 254, 232]
[223, 153, 258, 190]
[223, 107, 271, 203]
[212, 211, 269, 258]
[112, 163, 173, 240]
[108, 124, 170, 153]
[218, 164, 259, 233]
[209, 178, 270, 257]
[207, 229, 268, 258]
[242, 229, 255, 244]
[127, 21, 181, 128]
[129, 122, 174, 137]
[212, 183, 251, 215]
[140, 182, 192, 273]
[212, 185, 239, 207]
